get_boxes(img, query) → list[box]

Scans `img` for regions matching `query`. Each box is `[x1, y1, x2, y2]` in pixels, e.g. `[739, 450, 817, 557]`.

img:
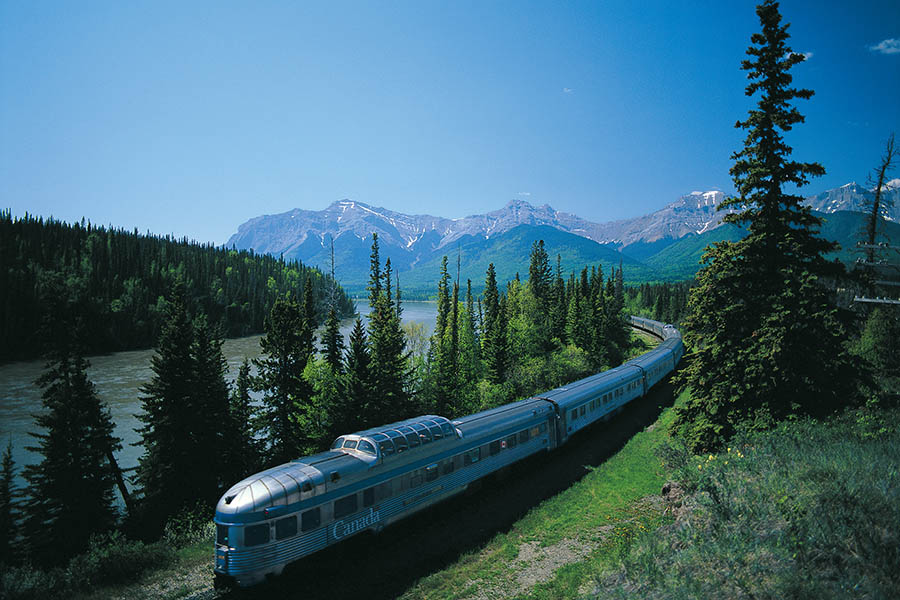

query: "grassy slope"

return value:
[398, 391, 686, 600]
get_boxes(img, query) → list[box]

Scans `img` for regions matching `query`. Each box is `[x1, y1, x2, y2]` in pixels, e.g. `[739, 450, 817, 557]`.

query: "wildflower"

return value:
[698, 465, 702, 470]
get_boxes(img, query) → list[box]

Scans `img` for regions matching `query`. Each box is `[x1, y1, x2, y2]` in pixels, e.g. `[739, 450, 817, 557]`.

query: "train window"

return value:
[410, 472, 423, 488]
[216, 524, 228, 546]
[442, 459, 455, 475]
[506, 435, 517, 449]
[334, 495, 358, 519]
[378, 440, 395, 456]
[301, 507, 320, 532]
[400, 426, 420, 448]
[530, 426, 540, 437]
[441, 423, 455, 438]
[331, 437, 345, 450]
[358, 440, 376, 456]
[571, 410, 577, 421]
[343, 440, 358, 449]
[376, 481, 393, 501]
[275, 516, 297, 540]
[412, 423, 432, 444]
[489, 440, 501, 456]
[539, 423, 548, 433]
[244, 524, 269, 547]
[464, 448, 481, 465]
[590, 400, 595, 411]
[363, 487, 375, 507]
[425, 464, 439, 482]
[428, 424, 443, 440]
[580, 406, 586, 416]
[394, 436, 409, 453]
[519, 429, 530, 443]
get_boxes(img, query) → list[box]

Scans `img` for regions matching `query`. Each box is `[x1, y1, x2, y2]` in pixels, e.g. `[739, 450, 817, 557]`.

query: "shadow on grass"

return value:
[225, 380, 676, 600]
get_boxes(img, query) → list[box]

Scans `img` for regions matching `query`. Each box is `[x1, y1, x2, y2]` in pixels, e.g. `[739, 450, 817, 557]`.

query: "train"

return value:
[213, 315, 683, 588]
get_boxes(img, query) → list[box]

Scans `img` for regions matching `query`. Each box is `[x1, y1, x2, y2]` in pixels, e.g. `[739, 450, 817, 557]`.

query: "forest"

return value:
[0, 210, 355, 362]
[0, 230, 641, 593]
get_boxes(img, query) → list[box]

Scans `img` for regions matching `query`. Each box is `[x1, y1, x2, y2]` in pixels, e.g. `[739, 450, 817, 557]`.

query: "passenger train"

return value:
[214, 316, 683, 588]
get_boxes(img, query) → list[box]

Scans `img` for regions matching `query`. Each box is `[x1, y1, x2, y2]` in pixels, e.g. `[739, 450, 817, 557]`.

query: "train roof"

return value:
[454, 397, 554, 440]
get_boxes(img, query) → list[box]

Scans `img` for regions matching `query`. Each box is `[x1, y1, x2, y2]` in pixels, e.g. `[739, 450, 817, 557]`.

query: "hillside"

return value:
[226, 182, 899, 294]
[0, 212, 355, 362]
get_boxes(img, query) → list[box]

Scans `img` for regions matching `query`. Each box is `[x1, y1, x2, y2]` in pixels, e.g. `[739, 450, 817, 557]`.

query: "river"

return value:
[0, 301, 437, 494]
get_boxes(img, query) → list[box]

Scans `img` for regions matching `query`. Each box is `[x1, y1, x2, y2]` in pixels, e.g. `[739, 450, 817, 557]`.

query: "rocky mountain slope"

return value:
[226, 182, 900, 293]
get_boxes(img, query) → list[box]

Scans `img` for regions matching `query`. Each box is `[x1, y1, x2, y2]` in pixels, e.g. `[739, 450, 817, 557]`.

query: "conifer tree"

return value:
[0, 441, 19, 565]
[253, 294, 312, 465]
[25, 277, 121, 563]
[322, 305, 345, 374]
[339, 317, 374, 434]
[367, 238, 410, 423]
[674, 0, 858, 451]
[189, 315, 230, 500]
[485, 293, 510, 384]
[135, 281, 202, 533]
[225, 358, 259, 482]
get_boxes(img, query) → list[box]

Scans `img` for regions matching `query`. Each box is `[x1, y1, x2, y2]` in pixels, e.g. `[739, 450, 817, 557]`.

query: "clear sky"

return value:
[2, 1, 898, 245]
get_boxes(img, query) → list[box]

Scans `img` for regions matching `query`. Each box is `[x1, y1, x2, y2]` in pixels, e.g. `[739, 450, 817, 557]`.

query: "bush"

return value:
[595, 411, 900, 598]
[66, 530, 172, 588]
[162, 501, 215, 548]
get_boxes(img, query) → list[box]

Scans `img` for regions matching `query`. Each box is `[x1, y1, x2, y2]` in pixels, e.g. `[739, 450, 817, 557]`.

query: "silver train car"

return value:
[214, 316, 683, 587]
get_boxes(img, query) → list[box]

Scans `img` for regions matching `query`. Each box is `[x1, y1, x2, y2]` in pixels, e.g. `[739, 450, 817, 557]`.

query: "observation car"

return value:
[214, 316, 682, 588]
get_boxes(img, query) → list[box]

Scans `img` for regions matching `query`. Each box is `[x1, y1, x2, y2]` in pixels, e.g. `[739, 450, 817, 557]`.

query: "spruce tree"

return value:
[366, 236, 410, 424]
[190, 315, 230, 498]
[226, 358, 259, 482]
[339, 317, 374, 434]
[674, 0, 859, 451]
[135, 281, 201, 533]
[0, 441, 18, 565]
[322, 305, 345, 374]
[253, 293, 315, 464]
[21, 273, 121, 564]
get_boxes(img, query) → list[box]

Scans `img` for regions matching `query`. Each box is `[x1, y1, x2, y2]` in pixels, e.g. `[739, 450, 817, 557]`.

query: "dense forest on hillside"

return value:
[0, 211, 355, 362]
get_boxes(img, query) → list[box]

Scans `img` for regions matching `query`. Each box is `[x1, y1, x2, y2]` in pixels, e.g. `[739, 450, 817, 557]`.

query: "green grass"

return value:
[592, 408, 900, 599]
[397, 390, 688, 600]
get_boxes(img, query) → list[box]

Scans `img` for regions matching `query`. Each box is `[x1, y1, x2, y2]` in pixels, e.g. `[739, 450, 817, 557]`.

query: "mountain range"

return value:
[227, 180, 900, 295]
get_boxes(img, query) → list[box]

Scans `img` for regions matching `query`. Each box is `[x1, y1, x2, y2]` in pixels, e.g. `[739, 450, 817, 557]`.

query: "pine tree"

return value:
[0, 441, 18, 565]
[338, 317, 374, 434]
[25, 334, 120, 563]
[322, 305, 345, 374]
[135, 280, 202, 533]
[253, 293, 315, 464]
[190, 315, 230, 498]
[673, 0, 859, 452]
[225, 358, 259, 482]
[367, 239, 410, 424]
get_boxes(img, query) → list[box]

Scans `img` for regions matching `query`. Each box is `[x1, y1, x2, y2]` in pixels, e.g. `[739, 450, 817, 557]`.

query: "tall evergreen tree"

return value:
[339, 317, 374, 434]
[322, 306, 345, 374]
[24, 276, 121, 563]
[674, 0, 858, 452]
[225, 358, 259, 482]
[135, 281, 203, 533]
[253, 294, 313, 465]
[0, 441, 18, 565]
[189, 315, 231, 500]
[367, 238, 410, 423]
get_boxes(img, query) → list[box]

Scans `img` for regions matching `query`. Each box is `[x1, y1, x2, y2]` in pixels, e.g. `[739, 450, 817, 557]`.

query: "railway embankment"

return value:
[400, 394, 900, 600]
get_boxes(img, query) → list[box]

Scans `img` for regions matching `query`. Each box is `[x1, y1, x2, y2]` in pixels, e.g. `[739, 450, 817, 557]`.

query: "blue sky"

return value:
[2, 1, 898, 244]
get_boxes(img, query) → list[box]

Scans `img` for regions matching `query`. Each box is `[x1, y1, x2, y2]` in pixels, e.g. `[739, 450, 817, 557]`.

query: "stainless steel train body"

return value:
[214, 316, 683, 587]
